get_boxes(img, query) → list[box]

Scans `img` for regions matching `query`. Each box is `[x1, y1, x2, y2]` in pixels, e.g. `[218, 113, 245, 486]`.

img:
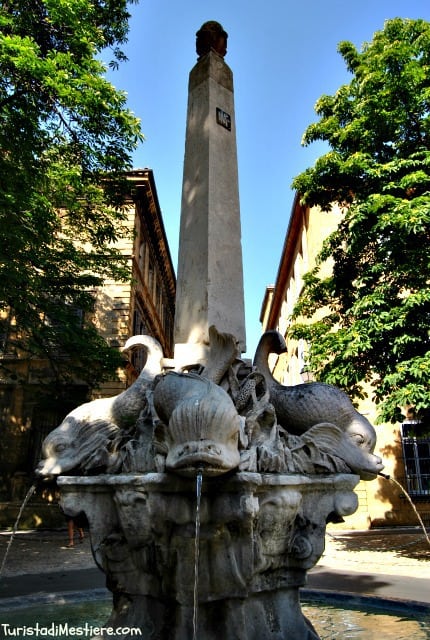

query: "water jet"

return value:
[0, 485, 36, 578]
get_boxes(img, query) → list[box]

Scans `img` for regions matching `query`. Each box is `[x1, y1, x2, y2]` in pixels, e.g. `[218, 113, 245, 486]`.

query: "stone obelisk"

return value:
[174, 22, 246, 367]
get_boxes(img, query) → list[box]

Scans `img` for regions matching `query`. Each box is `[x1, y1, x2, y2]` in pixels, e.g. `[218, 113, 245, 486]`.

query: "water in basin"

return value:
[1, 596, 429, 639]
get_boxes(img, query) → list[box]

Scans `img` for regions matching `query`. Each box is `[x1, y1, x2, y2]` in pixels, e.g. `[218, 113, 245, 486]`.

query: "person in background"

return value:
[64, 512, 87, 548]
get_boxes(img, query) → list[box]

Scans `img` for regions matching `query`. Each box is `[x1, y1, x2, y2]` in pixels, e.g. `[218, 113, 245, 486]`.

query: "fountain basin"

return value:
[1, 589, 429, 640]
[58, 472, 360, 639]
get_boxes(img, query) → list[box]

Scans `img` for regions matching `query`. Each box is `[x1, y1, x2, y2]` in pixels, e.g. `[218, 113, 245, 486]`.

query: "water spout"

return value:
[193, 468, 203, 640]
[0, 483, 36, 577]
[378, 472, 391, 480]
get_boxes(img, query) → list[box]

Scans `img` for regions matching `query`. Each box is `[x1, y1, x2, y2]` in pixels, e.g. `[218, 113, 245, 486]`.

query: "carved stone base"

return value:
[58, 473, 359, 640]
[97, 590, 320, 640]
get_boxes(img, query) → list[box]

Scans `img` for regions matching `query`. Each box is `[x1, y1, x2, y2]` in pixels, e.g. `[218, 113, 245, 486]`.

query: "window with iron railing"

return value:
[401, 421, 430, 498]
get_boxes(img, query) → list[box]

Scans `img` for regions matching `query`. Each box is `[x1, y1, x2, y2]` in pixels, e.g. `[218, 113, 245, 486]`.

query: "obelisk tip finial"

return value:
[196, 21, 228, 59]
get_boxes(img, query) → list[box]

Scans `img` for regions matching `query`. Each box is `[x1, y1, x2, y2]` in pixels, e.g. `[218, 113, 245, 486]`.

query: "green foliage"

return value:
[0, 0, 143, 388]
[290, 18, 430, 423]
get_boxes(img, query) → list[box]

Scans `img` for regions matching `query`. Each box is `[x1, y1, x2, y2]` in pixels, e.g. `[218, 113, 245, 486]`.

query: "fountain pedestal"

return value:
[58, 472, 359, 640]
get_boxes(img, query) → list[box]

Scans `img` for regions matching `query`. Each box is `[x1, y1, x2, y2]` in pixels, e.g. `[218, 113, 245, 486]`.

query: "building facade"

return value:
[93, 169, 176, 394]
[260, 194, 430, 529]
[0, 168, 176, 528]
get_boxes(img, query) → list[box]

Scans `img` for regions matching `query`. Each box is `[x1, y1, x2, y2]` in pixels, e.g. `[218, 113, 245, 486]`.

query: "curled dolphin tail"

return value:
[253, 331, 287, 386]
[201, 325, 239, 384]
[121, 334, 164, 380]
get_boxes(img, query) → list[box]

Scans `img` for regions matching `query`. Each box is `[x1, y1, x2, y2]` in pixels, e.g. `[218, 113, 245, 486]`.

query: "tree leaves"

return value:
[289, 19, 430, 423]
[0, 0, 142, 389]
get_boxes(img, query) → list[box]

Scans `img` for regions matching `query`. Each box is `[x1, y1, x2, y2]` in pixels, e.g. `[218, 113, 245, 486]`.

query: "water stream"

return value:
[0, 483, 36, 577]
[383, 475, 430, 547]
[193, 469, 203, 640]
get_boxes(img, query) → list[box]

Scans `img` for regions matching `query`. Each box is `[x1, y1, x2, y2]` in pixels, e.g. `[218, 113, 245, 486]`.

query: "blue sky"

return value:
[108, 0, 428, 358]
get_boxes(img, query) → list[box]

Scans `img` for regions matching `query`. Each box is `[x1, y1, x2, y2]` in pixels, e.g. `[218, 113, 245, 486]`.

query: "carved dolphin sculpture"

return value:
[35, 418, 124, 477]
[254, 331, 384, 480]
[153, 371, 243, 476]
[300, 423, 384, 480]
[36, 335, 164, 477]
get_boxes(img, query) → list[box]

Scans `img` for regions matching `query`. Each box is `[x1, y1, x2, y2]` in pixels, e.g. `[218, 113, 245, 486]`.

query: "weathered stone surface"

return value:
[153, 372, 243, 476]
[36, 328, 383, 484]
[35, 324, 384, 638]
[35, 336, 164, 477]
[174, 50, 246, 364]
[58, 472, 359, 640]
[254, 331, 384, 480]
[196, 21, 228, 60]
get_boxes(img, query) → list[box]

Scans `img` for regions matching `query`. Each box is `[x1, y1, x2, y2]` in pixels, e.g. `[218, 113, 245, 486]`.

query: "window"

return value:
[132, 309, 150, 373]
[138, 241, 146, 272]
[148, 263, 154, 299]
[401, 421, 430, 497]
[132, 309, 149, 336]
[0, 311, 16, 357]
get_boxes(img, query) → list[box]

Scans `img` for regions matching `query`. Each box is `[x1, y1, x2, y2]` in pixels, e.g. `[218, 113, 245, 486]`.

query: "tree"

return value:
[290, 18, 430, 423]
[0, 0, 143, 391]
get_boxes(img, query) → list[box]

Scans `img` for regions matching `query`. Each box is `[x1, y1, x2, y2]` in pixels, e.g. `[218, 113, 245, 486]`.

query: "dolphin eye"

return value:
[350, 433, 365, 447]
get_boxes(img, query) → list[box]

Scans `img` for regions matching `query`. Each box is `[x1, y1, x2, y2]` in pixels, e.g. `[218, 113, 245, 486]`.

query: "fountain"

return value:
[34, 22, 386, 640]
[33, 333, 385, 640]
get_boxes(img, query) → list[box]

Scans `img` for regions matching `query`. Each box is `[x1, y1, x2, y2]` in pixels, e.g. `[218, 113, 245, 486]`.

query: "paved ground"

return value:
[0, 526, 429, 609]
[307, 527, 430, 608]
